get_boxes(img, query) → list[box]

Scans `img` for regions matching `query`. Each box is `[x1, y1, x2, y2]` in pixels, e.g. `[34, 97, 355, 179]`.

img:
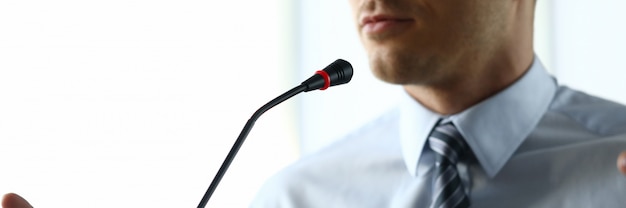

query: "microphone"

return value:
[301, 59, 353, 91]
[197, 59, 353, 208]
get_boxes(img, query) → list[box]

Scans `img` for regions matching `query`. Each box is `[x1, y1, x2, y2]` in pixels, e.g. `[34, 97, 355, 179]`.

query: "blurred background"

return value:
[0, 0, 624, 207]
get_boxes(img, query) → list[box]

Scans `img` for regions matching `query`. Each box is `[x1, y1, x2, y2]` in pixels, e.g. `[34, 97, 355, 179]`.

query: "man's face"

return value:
[348, 0, 511, 85]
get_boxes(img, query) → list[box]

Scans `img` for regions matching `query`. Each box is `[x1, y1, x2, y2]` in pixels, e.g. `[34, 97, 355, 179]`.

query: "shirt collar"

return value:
[399, 56, 557, 178]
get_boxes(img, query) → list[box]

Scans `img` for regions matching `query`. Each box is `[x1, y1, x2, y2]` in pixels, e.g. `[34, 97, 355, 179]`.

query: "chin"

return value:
[368, 53, 430, 85]
[370, 60, 414, 85]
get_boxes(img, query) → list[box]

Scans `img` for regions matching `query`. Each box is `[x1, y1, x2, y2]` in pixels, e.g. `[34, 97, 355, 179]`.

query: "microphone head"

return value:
[302, 59, 353, 92]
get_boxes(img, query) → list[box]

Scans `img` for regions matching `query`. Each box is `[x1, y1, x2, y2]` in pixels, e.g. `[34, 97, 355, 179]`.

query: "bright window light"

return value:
[0, 1, 297, 207]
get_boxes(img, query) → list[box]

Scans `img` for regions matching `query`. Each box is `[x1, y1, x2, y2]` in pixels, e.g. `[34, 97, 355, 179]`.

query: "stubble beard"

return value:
[368, 49, 445, 86]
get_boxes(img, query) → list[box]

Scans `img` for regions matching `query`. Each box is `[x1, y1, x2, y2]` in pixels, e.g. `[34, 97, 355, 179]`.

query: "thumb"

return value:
[2, 193, 33, 208]
[618, 151, 626, 176]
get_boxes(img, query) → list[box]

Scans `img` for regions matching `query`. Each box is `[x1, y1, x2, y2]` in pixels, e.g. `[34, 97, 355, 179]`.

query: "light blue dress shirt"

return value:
[251, 57, 626, 207]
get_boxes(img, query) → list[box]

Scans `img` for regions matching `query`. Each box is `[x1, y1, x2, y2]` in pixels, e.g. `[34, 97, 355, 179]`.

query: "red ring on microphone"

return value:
[315, 70, 331, 90]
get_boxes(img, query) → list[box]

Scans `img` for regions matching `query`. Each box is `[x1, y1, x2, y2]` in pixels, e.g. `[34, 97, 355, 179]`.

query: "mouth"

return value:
[360, 15, 414, 35]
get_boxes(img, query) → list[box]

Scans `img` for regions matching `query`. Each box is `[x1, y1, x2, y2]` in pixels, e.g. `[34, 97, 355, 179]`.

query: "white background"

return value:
[1, 1, 625, 207]
[0, 1, 297, 207]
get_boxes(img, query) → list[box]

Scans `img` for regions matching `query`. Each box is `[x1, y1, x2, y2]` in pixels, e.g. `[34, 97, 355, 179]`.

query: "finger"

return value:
[618, 151, 626, 176]
[2, 193, 33, 208]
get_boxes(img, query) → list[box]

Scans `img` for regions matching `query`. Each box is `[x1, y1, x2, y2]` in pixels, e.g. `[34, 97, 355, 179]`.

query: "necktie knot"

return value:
[428, 122, 468, 164]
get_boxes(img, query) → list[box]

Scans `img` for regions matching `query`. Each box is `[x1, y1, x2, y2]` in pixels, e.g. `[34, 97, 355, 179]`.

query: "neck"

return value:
[404, 1, 535, 115]
[403, 54, 533, 115]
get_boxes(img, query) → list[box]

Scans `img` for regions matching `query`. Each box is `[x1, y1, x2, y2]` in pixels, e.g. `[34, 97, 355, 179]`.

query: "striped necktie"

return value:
[428, 122, 470, 208]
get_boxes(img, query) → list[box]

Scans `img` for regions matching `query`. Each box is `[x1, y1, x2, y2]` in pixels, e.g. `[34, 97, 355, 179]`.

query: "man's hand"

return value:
[2, 193, 32, 208]
[618, 151, 626, 175]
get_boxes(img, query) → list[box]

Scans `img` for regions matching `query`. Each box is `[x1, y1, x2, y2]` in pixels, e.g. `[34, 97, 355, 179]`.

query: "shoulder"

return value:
[298, 106, 402, 166]
[549, 86, 626, 136]
[250, 108, 404, 207]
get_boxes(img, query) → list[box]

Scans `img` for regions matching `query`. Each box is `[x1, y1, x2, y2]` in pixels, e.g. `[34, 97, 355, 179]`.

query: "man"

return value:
[2, 0, 626, 207]
[251, 0, 626, 207]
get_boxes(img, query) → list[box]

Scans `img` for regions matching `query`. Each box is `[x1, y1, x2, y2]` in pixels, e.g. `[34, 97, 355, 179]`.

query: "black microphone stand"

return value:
[196, 85, 306, 208]
[197, 59, 352, 208]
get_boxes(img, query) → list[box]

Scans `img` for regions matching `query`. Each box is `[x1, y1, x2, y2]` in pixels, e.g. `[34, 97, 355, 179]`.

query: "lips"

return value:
[360, 15, 414, 35]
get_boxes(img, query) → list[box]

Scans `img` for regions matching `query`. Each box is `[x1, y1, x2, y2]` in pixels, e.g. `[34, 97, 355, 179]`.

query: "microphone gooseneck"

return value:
[197, 59, 353, 208]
